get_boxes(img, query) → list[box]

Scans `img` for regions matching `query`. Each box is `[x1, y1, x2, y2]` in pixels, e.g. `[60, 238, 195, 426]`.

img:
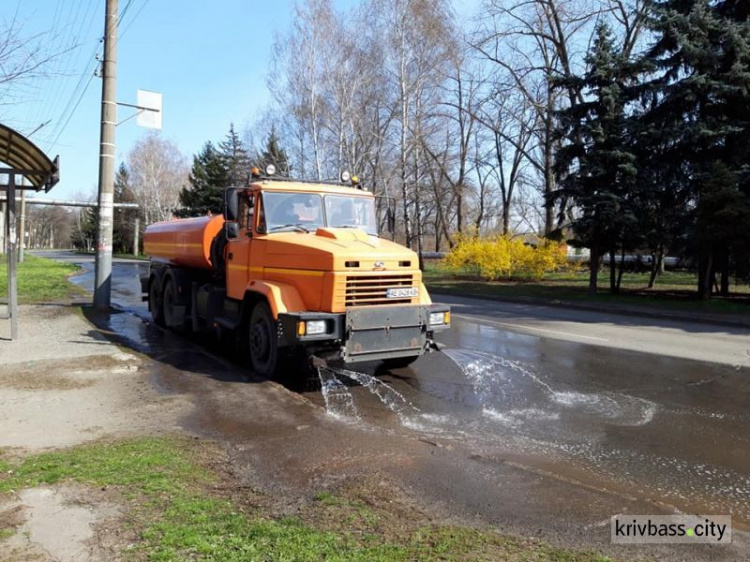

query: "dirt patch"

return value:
[0, 305, 191, 453]
[0, 485, 123, 562]
[0, 355, 140, 391]
[0, 504, 24, 535]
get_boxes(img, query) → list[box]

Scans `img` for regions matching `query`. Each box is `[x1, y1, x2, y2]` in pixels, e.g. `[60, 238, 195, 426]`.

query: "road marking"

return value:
[452, 313, 610, 342]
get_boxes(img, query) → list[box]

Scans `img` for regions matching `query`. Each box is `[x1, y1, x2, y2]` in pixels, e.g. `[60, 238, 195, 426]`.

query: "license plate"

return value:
[387, 287, 419, 299]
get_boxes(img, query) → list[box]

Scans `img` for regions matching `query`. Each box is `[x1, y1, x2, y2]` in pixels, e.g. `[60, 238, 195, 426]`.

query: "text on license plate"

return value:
[386, 287, 419, 299]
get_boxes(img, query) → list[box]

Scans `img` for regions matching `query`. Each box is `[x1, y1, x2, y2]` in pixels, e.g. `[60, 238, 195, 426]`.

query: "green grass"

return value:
[0, 254, 83, 304]
[0, 437, 613, 561]
[425, 261, 750, 316]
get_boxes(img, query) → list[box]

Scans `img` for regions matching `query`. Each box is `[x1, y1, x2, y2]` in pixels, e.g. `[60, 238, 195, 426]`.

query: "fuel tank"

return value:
[143, 214, 224, 270]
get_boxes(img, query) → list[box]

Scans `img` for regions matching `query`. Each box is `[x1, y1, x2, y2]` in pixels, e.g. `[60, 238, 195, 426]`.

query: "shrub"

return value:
[444, 235, 566, 281]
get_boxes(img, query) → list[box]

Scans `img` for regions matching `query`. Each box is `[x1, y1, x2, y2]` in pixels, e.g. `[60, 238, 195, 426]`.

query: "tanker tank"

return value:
[143, 214, 224, 270]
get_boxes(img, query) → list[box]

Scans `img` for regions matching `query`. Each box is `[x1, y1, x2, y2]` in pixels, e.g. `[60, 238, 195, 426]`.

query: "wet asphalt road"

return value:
[43, 250, 750, 559]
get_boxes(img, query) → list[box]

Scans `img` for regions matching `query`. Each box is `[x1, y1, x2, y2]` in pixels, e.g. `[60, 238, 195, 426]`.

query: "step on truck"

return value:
[141, 168, 450, 378]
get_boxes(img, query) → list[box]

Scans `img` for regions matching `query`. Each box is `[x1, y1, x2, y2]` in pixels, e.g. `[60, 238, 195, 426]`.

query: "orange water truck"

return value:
[141, 167, 450, 378]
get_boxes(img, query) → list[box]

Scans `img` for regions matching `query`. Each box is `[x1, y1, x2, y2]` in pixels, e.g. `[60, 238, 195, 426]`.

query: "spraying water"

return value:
[317, 367, 359, 419]
[335, 368, 419, 416]
[444, 348, 556, 395]
[443, 347, 657, 427]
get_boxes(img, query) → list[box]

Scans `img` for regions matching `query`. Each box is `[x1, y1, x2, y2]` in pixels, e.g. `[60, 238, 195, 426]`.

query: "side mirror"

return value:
[226, 222, 240, 239]
[225, 188, 240, 222]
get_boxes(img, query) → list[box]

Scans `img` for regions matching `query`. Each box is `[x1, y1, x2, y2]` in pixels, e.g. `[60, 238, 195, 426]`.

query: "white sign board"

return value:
[136, 90, 163, 130]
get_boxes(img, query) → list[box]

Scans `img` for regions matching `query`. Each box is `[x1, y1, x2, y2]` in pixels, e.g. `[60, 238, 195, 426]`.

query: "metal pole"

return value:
[8, 174, 18, 339]
[0, 201, 5, 251]
[133, 216, 140, 257]
[18, 189, 26, 262]
[93, 0, 118, 310]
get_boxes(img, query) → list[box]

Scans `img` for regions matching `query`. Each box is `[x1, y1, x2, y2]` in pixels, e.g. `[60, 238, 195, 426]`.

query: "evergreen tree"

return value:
[257, 127, 291, 177]
[554, 23, 640, 295]
[75, 206, 98, 252]
[177, 142, 228, 217]
[219, 123, 252, 187]
[641, 0, 750, 297]
[113, 163, 137, 253]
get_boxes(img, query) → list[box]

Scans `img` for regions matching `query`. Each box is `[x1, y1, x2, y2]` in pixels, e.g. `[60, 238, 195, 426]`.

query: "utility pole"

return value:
[93, 0, 118, 309]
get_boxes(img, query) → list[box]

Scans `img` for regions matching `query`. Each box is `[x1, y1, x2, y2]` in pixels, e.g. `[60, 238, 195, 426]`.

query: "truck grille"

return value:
[345, 274, 415, 307]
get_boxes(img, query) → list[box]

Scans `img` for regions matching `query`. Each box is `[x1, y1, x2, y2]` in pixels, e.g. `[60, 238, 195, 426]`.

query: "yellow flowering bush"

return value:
[444, 235, 566, 281]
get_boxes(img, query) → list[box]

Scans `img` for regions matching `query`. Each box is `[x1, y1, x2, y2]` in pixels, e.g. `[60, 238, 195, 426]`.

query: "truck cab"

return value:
[142, 170, 450, 378]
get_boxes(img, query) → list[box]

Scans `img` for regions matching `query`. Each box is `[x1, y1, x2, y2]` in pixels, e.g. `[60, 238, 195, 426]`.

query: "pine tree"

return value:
[257, 127, 291, 177]
[177, 142, 228, 217]
[642, 0, 750, 297]
[554, 23, 640, 295]
[113, 163, 136, 253]
[77, 207, 98, 252]
[219, 123, 251, 187]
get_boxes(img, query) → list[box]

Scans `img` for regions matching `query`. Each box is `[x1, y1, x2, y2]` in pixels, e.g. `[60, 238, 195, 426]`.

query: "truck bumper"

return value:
[278, 304, 450, 363]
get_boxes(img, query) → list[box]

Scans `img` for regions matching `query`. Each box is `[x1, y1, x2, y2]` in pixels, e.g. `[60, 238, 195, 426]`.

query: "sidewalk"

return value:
[428, 286, 750, 329]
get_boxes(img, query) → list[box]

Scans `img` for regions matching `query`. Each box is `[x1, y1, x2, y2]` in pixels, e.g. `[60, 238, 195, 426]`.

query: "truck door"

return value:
[226, 193, 254, 300]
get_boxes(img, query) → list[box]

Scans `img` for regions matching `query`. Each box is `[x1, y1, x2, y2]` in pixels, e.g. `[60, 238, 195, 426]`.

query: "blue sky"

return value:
[3, 0, 307, 200]
[4, 0, 477, 200]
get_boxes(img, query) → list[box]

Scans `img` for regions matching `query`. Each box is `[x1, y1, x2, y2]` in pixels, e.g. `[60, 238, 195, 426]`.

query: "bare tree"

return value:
[25, 205, 73, 249]
[127, 132, 189, 226]
[0, 12, 61, 106]
[472, 0, 602, 234]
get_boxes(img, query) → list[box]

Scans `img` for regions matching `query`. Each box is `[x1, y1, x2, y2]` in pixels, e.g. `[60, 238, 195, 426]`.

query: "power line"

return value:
[120, 0, 136, 23]
[119, 0, 152, 40]
[47, 63, 98, 151]
[26, 0, 94, 128]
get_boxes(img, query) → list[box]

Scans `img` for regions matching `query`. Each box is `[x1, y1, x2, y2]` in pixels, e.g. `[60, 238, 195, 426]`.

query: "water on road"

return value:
[58, 251, 750, 541]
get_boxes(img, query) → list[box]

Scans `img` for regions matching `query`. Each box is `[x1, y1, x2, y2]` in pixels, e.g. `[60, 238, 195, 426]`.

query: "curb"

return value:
[427, 287, 750, 330]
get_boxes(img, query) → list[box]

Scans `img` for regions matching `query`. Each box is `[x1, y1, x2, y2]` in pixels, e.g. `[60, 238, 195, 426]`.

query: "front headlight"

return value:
[306, 320, 327, 335]
[430, 312, 445, 325]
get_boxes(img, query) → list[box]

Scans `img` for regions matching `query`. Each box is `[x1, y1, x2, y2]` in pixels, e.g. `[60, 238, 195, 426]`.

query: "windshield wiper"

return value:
[269, 223, 311, 233]
[332, 225, 379, 237]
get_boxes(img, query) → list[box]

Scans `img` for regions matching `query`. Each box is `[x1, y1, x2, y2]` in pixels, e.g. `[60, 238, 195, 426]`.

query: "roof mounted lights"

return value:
[340, 171, 351, 183]
[265, 164, 277, 176]
[250, 166, 261, 179]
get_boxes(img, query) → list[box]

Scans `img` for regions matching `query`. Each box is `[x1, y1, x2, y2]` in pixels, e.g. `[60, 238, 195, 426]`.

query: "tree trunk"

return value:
[699, 253, 714, 300]
[720, 253, 730, 296]
[502, 204, 510, 236]
[456, 190, 463, 234]
[648, 249, 663, 289]
[609, 250, 617, 295]
[616, 246, 626, 293]
[588, 248, 599, 296]
[544, 145, 555, 236]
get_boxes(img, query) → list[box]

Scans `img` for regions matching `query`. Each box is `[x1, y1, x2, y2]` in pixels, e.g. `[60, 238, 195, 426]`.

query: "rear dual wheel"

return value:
[162, 279, 187, 331]
[149, 276, 165, 326]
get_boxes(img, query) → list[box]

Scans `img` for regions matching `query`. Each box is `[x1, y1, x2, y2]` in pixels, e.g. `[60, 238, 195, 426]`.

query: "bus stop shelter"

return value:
[0, 123, 60, 340]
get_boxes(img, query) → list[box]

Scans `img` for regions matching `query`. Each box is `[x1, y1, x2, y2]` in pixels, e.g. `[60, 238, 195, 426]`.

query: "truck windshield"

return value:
[265, 192, 325, 232]
[325, 195, 377, 236]
[264, 191, 378, 236]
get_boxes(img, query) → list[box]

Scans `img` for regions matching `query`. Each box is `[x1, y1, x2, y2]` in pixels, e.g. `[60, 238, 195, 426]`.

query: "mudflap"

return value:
[343, 306, 427, 364]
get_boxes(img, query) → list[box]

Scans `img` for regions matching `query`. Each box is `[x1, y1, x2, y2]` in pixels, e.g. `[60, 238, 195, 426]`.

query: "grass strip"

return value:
[0, 437, 612, 561]
[424, 263, 749, 315]
[0, 254, 83, 304]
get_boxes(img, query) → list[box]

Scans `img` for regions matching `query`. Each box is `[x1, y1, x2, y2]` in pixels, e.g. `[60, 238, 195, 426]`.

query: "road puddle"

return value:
[313, 348, 660, 450]
[444, 348, 659, 428]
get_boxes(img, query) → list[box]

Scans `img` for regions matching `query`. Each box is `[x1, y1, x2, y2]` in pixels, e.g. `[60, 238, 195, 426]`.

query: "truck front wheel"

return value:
[248, 301, 278, 379]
